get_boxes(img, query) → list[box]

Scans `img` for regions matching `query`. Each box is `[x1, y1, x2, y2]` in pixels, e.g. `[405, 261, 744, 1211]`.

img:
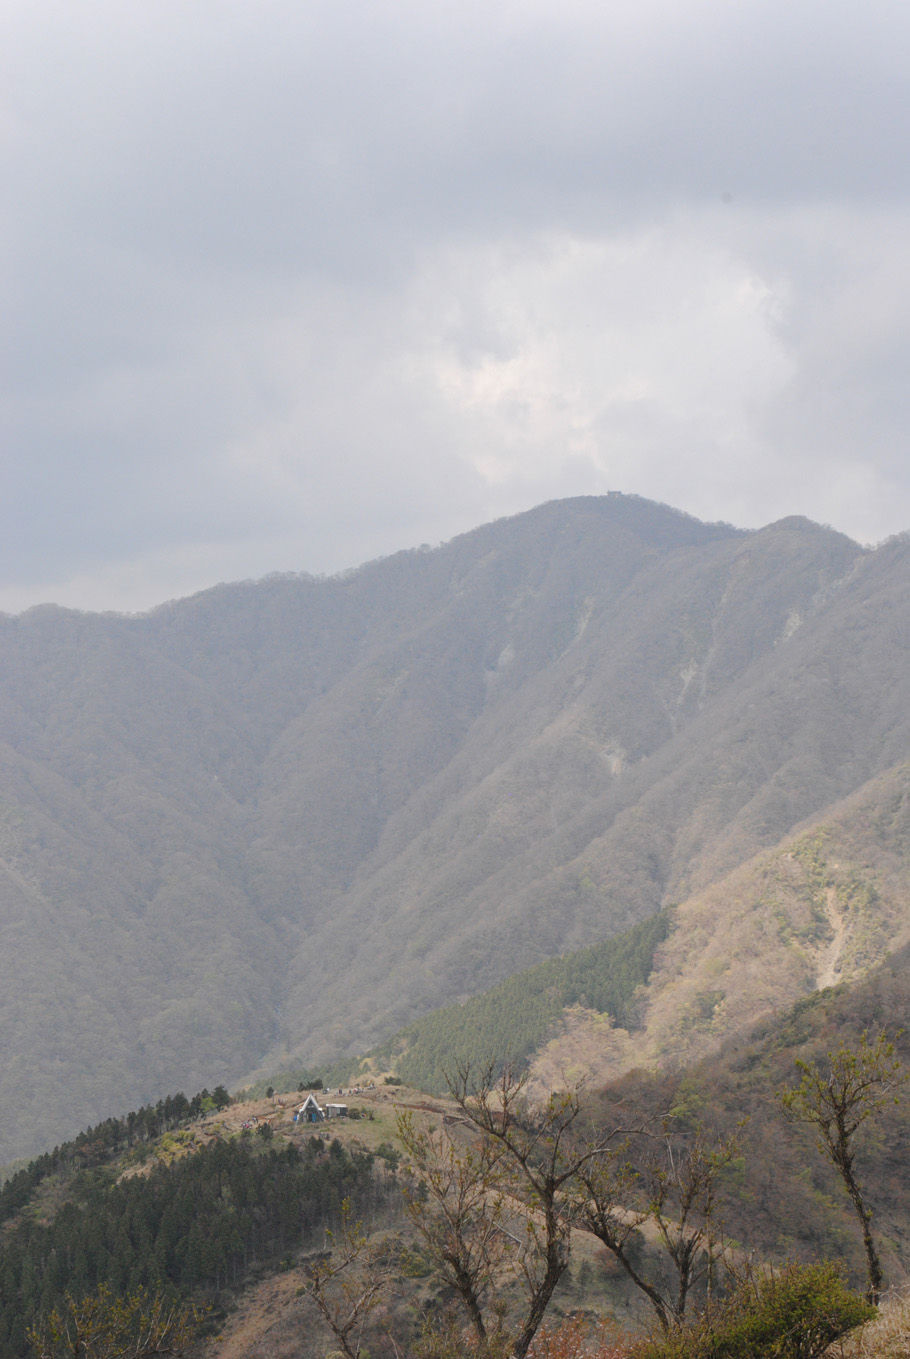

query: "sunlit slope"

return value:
[353, 763, 909, 1100]
[526, 761, 910, 1093]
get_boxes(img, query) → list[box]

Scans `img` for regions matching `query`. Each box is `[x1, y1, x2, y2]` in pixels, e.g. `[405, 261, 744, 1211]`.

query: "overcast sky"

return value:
[3, 0, 909, 614]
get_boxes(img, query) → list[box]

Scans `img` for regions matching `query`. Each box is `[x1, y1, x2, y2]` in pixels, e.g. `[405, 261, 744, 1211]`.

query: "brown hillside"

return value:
[528, 762, 910, 1095]
[0, 496, 907, 1161]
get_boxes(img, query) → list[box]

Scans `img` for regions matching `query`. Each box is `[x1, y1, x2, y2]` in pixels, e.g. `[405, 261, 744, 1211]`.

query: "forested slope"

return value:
[526, 760, 910, 1094]
[0, 1089, 393, 1359]
[0, 495, 907, 1161]
[4, 961, 908, 1359]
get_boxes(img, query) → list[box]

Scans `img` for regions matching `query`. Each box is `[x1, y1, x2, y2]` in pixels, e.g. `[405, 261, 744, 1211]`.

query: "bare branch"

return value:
[300, 1201, 389, 1359]
[781, 1030, 906, 1303]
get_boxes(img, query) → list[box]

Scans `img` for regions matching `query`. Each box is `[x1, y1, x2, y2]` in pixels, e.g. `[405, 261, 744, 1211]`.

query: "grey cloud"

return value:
[3, 0, 910, 609]
[14, 2, 910, 264]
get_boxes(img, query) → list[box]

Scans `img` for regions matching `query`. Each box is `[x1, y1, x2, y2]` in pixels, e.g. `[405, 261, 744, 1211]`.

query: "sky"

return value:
[3, 0, 910, 614]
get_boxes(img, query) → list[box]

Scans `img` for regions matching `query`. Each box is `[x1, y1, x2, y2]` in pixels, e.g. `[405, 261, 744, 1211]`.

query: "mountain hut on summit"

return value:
[295, 1094, 324, 1123]
[294, 1093, 349, 1124]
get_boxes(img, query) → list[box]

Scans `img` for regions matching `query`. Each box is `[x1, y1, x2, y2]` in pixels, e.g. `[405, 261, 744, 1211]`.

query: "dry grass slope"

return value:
[528, 763, 910, 1093]
[834, 1289, 910, 1357]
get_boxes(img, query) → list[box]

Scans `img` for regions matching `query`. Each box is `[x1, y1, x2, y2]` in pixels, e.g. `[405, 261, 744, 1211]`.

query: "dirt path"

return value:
[816, 885, 848, 989]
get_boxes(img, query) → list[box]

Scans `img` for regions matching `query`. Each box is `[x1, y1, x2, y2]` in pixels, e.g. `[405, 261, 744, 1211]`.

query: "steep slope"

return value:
[526, 761, 910, 1095]
[272, 523, 909, 1061]
[358, 762, 909, 1099]
[0, 495, 906, 1161]
[579, 941, 910, 1283]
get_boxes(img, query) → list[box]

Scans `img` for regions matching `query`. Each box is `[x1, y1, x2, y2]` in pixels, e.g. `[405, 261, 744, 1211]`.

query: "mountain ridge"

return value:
[0, 494, 906, 1162]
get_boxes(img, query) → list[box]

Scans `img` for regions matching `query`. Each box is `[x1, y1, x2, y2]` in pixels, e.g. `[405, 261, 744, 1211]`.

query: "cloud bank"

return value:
[3, 0, 909, 611]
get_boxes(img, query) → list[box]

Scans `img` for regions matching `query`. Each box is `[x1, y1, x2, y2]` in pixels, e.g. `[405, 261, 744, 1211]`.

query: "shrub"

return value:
[529, 1314, 631, 1358]
[632, 1261, 874, 1359]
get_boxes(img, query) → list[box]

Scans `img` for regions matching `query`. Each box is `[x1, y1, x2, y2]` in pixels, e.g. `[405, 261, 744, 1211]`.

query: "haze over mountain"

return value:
[0, 494, 907, 1162]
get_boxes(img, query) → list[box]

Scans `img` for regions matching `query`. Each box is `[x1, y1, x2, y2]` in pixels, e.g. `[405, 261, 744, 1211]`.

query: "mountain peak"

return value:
[0, 495, 905, 1162]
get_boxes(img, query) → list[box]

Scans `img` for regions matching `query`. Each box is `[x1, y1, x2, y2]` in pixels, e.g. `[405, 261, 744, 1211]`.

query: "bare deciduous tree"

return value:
[781, 1030, 906, 1303]
[398, 1110, 513, 1350]
[301, 1200, 389, 1359]
[401, 1065, 627, 1359]
[571, 1121, 738, 1332]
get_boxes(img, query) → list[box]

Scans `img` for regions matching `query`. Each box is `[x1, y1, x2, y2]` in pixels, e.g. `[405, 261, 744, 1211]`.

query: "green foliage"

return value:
[27, 1283, 206, 1358]
[0, 1131, 393, 1359]
[0, 1086, 229, 1229]
[631, 1262, 874, 1359]
[374, 911, 671, 1094]
[781, 1032, 905, 1142]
